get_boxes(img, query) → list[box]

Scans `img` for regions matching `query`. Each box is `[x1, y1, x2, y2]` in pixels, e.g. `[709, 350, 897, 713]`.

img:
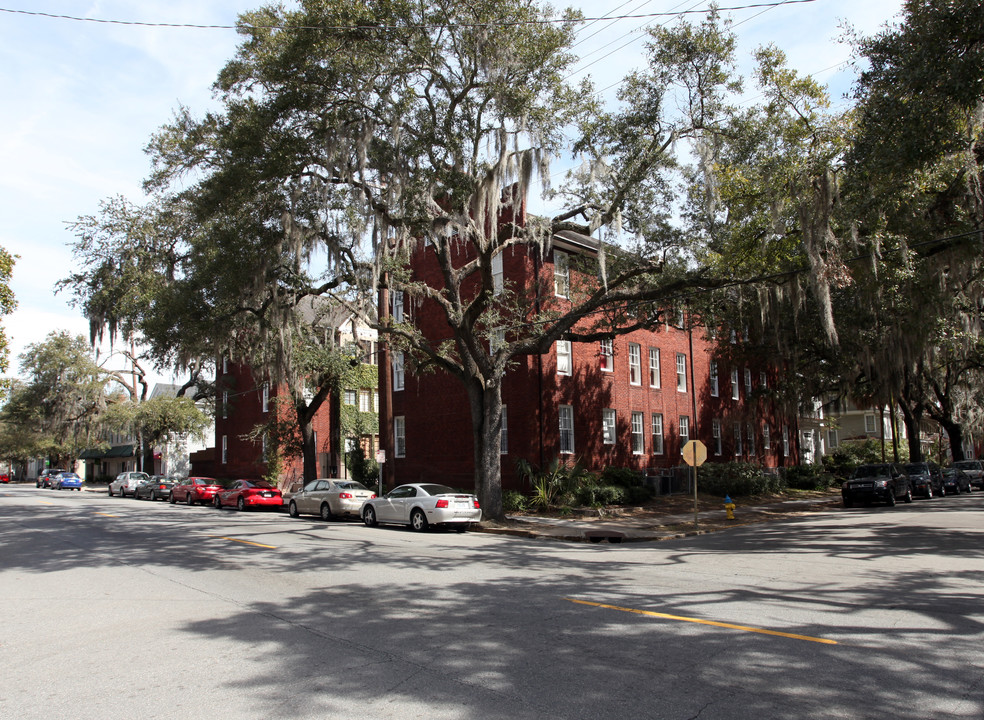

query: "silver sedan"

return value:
[361, 483, 482, 532]
[287, 478, 376, 521]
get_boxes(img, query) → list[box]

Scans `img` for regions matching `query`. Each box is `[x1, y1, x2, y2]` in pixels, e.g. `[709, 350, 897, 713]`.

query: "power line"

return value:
[0, 1, 821, 31]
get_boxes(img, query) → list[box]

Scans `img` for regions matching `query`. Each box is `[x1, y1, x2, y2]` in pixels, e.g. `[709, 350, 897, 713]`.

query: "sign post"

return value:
[375, 449, 386, 497]
[681, 440, 707, 531]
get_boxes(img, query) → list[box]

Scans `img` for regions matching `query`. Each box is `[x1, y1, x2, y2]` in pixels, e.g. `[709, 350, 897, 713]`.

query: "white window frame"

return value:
[649, 347, 660, 388]
[359, 390, 370, 412]
[559, 405, 574, 454]
[554, 250, 570, 298]
[500, 405, 508, 455]
[760, 371, 768, 389]
[491, 252, 504, 295]
[393, 350, 405, 391]
[602, 408, 616, 445]
[262, 382, 269, 413]
[731, 369, 740, 400]
[629, 343, 642, 385]
[783, 425, 790, 457]
[763, 424, 772, 450]
[343, 389, 356, 406]
[734, 423, 742, 456]
[392, 290, 404, 323]
[826, 428, 838, 449]
[679, 415, 690, 447]
[676, 353, 687, 392]
[221, 435, 228, 464]
[651, 413, 664, 455]
[747, 423, 755, 455]
[222, 356, 228, 375]
[710, 361, 719, 397]
[556, 340, 572, 376]
[631, 411, 645, 454]
[712, 419, 722, 455]
[744, 368, 752, 397]
[394, 416, 406, 458]
[222, 390, 228, 420]
[600, 339, 613, 372]
[864, 414, 877, 434]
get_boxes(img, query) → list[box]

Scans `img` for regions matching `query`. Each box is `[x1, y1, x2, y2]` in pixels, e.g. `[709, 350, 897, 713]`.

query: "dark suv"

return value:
[842, 463, 913, 507]
[904, 462, 944, 498]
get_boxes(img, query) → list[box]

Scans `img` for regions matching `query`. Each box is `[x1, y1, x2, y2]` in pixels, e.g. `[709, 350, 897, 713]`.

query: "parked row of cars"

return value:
[841, 460, 982, 507]
[35, 468, 83, 490]
[97, 471, 484, 531]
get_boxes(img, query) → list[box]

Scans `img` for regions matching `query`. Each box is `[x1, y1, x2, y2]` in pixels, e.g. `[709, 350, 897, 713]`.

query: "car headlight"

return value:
[874, 480, 888, 487]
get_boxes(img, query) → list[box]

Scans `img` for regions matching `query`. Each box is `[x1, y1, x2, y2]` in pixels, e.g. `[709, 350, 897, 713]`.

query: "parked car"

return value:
[213, 479, 283, 511]
[941, 467, 972, 494]
[108, 471, 150, 498]
[842, 464, 913, 508]
[169, 477, 225, 506]
[904, 462, 944, 498]
[52, 472, 84, 491]
[287, 478, 376, 520]
[951, 460, 984, 490]
[362, 483, 482, 531]
[134, 475, 176, 501]
[36, 469, 67, 488]
[0, 473, 9, 483]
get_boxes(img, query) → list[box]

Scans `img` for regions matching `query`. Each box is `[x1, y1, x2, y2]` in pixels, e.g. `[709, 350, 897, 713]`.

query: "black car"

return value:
[904, 462, 944, 499]
[941, 467, 972, 494]
[133, 475, 176, 501]
[36, 468, 67, 488]
[842, 463, 913, 507]
[951, 460, 984, 490]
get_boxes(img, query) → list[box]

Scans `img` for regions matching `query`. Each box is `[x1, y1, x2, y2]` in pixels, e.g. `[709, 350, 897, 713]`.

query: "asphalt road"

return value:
[2, 484, 983, 719]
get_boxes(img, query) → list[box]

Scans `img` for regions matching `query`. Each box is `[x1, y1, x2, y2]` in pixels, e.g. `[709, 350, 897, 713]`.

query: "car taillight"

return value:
[435, 499, 449, 508]
[473, 500, 480, 508]
[339, 492, 353, 499]
[159, 485, 167, 490]
[369, 493, 377, 499]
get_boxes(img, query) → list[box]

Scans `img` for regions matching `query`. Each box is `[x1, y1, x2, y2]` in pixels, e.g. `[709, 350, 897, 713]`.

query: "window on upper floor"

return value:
[744, 369, 752, 397]
[343, 389, 356, 406]
[710, 361, 719, 397]
[676, 353, 687, 392]
[629, 343, 641, 385]
[392, 351, 405, 391]
[394, 416, 406, 458]
[359, 390, 371, 412]
[500, 405, 508, 455]
[679, 415, 690, 445]
[651, 413, 664, 455]
[392, 290, 405, 324]
[491, 252, 504, 295]
[556, 340, 572, 376]
[602, 408, 616, 445]
[712, 419, 722, 455]
[649, 347, 660, 388]
[734, 423, 742, 456]
[559, 404, 575, 454]
[554, 250, 569, 298]
[262, 382, 269, 413]
[631, 412, 645, 454]
[600, 339, 613, 372]
[731, 369, 740, 400]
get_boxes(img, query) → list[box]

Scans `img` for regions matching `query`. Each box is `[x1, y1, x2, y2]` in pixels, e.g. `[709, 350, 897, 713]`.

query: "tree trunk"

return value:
[297, 407, 318, 483]
[941, 418, 965, 462]
[466, 376, 505, 521]
[898, 399, 924, 462]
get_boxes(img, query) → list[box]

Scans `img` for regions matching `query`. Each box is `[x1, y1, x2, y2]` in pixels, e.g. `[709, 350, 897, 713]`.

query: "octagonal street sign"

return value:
[682, 439, 707, 467]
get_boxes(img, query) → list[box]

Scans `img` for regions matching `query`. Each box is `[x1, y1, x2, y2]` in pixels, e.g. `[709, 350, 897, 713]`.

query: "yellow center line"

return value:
[209, 535, 277, 549]
[94, 512, 119, 517]
[566, 598, 837, 645]
[37, 500, 55, 505]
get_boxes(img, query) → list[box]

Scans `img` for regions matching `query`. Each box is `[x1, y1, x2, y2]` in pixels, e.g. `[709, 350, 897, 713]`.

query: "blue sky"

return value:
[0, 0, 905, 386]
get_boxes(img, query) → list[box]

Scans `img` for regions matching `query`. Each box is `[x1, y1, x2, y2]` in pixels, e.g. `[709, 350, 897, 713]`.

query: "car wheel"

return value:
[237, 496, 246, 512]
[214, 495, 222, 509]
[320, 503, 333, 522]
[107, 486, 114, 497]
[410, 509, 429, 532]
[886, 490, 896, 507]
[169, 493, 176, 504]
[925, 486, 933, 499]
[363, 506, 378, 527]
[939, 486, 946, 497]
[187, 492, 195, 506]
[904, 488, 913, 504]
[150, 491, 157, 501]
[842, 497, 853, 508]
[288, 500, 299, 518]
[455, 524, 469, 533]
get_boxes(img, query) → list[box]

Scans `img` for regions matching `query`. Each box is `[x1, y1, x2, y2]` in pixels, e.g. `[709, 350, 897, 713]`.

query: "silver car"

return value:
[108, 471, 150, 498]
[287, 479, 376, 520]
[361, 483, 482, 532]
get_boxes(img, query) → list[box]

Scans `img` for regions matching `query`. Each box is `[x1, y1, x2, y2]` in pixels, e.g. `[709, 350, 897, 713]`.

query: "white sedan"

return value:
[287, 478, 376, 520]
[362, 483, 482, 532]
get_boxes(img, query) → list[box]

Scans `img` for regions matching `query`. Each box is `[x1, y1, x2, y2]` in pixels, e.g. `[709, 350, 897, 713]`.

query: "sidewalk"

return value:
[479, 495, 843, 543]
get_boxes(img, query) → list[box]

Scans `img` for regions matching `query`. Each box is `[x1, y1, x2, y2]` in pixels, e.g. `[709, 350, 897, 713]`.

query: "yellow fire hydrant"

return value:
[724, 495, 736, 520]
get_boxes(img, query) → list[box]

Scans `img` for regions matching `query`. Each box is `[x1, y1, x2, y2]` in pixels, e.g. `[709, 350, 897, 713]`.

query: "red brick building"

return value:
[385, 229, 798, 492]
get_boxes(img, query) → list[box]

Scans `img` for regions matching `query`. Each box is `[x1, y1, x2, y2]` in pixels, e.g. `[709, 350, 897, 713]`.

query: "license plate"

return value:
[261, 492, 273, 497]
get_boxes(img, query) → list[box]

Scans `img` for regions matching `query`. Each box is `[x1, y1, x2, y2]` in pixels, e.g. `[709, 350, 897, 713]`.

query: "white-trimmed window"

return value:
[782, 425, 790, 457]
[359, 390, 370, 412]
[221, 435, 228, 464]
[500, 405, 508, 455]
[222, 390, 228, 420]
[676, 353, 687, 392]
[393, 350, 405, 391]
[556, 340, 572, 375]
[652, 413, 664, 455]
[222, 356, 229, 375]
[344, 389, 356, 406]
[491, 252, 504, 295]
[600, 339, 613, 372]
[554, 250, 569, 298]
[864, 414, 877, 433]
[649, 347, 661, 388]
[744, 369, 752, 397]
[629, 343, 641, 385]
[679, 415, 690, 446]
[490, 328, 505, 354]
[747, 423, 755, 455]
[559, 405, 574, 454]
[712, 419, 722, 455]
[760, 371, 768, 389]
[763, 424, 772, 450]
[262, 382, 269, 413]
[392, 290, 404, 323]
[826, 428, 838, 449]
[602, 409, 616, 445]
[734, 423, 742, 456]
[394, 416, 406, 458]
[631, 411, 645, 454]
[731, 369, 740, 400]
[710, 361, 719, 397]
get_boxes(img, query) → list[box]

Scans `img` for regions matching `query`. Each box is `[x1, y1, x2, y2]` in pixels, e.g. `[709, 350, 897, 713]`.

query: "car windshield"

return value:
[904, 464, 929, 474]
[954, 461, 980, 470]
[335, 481, 368, 491]
[853, 465, 892, 478]
[247, 480, 275, 489]
[419, 484, 458, 496]
[61, 474, 80, 479]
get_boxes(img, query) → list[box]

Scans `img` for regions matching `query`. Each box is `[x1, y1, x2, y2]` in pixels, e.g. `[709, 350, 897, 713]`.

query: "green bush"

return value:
[697, 462, 787, 497]
[784, 464, 835, 491]
[599, 466, 644, 487]
[502, 490, 527, 512]
[822, 438, 908, 479]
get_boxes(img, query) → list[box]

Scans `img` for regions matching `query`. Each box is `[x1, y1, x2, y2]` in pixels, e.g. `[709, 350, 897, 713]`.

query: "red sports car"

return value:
[169, 477, 225, 506]
[213, 479, 283, 511]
